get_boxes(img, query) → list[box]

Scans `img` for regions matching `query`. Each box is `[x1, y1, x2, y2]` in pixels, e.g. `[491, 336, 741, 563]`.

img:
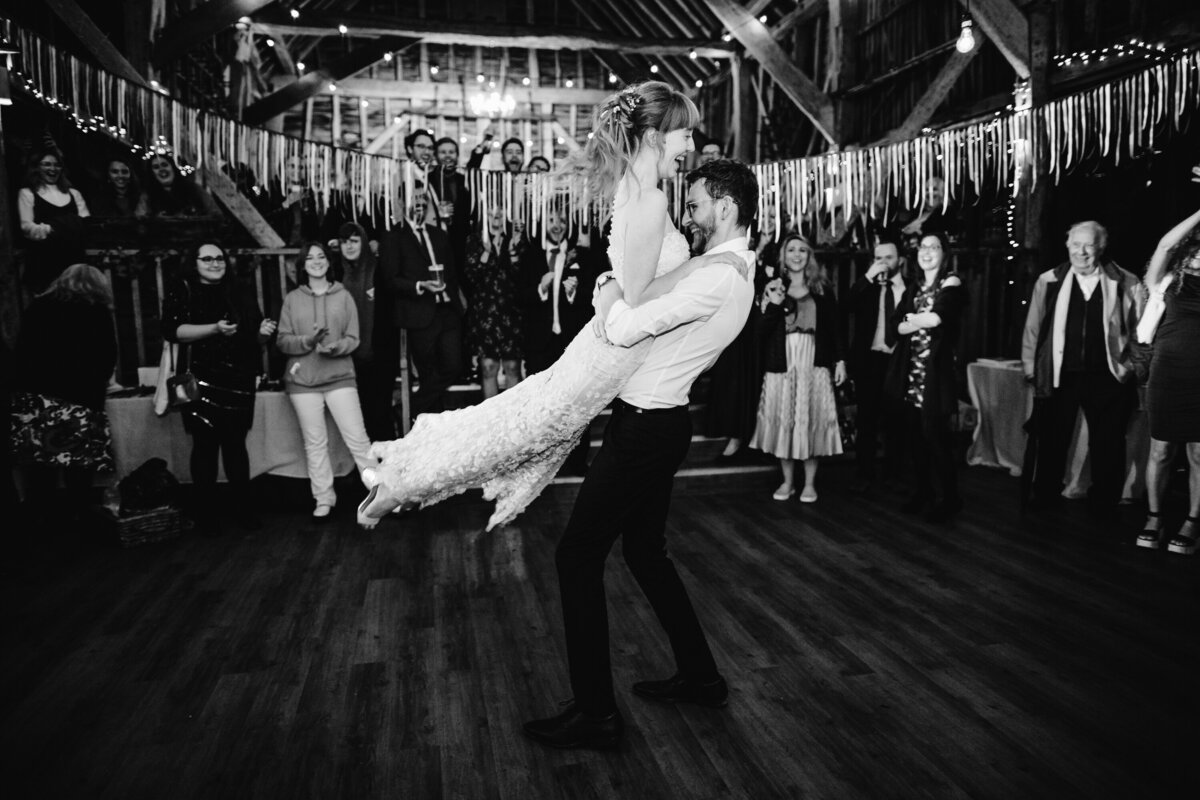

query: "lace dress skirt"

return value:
[369, 318, 651, 529]
[750, 332, 843, 460]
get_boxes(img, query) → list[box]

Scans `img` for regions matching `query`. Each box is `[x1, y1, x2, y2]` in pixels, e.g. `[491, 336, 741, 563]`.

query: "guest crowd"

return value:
[9, 131, 1200, 550]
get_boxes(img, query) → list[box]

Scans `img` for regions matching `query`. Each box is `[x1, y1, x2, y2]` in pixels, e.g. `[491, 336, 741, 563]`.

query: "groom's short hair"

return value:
[686, 160, 758, 229]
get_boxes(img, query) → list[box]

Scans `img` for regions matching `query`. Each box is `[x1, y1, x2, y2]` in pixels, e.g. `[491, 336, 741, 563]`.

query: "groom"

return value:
[523, 159, 759, 750]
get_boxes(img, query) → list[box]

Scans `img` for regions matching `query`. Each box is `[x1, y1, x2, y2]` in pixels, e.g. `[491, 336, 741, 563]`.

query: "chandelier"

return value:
[469, 90, 517, 118]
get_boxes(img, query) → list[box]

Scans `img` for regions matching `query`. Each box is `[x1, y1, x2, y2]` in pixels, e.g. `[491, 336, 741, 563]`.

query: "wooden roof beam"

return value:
[152, 0, 275, 66]
[700, 0, 837, 144]
[873, 47, 980, 145]
[44, 0, 150, 87]
[261, 16, 734, 59]
[242, 36, 419, 128]
[958, 0, 1030, 79]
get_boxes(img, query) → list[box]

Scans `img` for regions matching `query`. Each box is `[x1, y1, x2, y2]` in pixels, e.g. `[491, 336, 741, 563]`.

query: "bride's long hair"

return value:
[582, 81, 700, 202]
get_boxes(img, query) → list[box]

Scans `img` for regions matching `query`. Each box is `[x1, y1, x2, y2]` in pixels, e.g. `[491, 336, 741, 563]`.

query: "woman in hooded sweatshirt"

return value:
[277, 241, 379, 519]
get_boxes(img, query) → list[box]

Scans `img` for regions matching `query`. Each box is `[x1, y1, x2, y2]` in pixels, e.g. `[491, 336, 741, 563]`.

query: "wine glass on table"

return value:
[427, 263, 446, 296]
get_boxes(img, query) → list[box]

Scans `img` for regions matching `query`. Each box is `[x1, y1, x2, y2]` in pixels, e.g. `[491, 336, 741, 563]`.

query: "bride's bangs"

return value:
[662, 92, 701, 134]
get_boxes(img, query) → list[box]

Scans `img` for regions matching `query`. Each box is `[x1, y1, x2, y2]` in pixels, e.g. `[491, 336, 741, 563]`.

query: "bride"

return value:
[358, 80, 745, 530]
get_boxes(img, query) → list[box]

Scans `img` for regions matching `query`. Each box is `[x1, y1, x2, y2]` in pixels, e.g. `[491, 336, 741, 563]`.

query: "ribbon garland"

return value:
[5, 20, 1199, 238]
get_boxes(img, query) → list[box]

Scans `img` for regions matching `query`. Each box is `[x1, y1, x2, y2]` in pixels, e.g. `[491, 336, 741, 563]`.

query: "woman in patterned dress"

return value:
[750, 234, 846, 503]
[885, 231, 967, 522]
[462, 206, 526, 399]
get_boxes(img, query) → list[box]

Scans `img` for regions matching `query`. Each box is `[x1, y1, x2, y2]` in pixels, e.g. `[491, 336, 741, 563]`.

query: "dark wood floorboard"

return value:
[4, 463, 1200, 799]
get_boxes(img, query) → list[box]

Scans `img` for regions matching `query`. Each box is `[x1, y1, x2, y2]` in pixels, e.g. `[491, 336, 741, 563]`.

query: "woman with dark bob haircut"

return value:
[161, 241, 276, 534]
[884, 230, 967, 523]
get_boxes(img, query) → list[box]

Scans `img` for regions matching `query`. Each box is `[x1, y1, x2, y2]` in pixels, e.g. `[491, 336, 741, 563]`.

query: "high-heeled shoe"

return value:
[357, 484, 381, 530]
[1136, 511, 1163, 549]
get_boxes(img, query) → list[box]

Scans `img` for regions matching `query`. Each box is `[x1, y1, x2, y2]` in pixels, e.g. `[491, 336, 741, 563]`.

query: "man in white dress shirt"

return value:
[523, 160, 758, 750]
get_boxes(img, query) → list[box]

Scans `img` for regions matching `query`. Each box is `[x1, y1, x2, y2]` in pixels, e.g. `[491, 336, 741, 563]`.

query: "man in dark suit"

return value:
[848, 237, 907, 491]
[378, 190, 466, 421]
[522, 210, 600, 473]
[522, 210, 598, 375]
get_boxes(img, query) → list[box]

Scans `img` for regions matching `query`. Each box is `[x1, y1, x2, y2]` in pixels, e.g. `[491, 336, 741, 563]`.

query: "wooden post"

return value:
[1023, 0, 1053, 254]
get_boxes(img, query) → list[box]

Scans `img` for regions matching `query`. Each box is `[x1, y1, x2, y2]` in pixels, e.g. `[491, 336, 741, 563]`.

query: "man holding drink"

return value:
[848, 237, 908, 492]
[378, 190, 466, 421]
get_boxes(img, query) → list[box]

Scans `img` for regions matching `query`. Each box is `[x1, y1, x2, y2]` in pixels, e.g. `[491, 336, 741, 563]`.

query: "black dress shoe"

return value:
[523, 702, 624, 750]
[900, 494, 931, 515]
[631, 674, 728, 708]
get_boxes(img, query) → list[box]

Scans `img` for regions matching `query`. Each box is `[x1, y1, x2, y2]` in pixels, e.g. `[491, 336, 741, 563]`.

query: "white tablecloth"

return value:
[965, 360, 1148, 500]
[105, 392, 354, 483]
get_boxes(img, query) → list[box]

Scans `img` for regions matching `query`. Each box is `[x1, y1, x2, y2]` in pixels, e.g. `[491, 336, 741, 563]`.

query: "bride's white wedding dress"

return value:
[363, 210, 691, 530]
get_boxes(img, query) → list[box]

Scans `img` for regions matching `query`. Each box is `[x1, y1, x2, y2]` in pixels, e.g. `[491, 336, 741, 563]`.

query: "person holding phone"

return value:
[277, 241, 379, 519]
[162, 241, 276, 534]
[377, 190, 466, 422]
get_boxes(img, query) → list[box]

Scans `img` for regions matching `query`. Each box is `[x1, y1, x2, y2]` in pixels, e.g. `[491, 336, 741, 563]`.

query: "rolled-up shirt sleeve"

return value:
[604, 266, 738, 347]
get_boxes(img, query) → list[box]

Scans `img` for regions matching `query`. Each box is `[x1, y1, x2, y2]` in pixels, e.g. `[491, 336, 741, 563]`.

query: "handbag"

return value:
[165, 342, 200, 412]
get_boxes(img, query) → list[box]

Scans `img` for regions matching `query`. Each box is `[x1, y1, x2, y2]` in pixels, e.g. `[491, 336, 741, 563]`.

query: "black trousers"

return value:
[854, 351, 903, 481]
[189, 420, 250, 515]
[1035, 370, 1135, 505]
[355, 347, 397, 443]
[406, 306, 463, 419]
[555, 401, 719, 715]
[902, 403, 959, 504]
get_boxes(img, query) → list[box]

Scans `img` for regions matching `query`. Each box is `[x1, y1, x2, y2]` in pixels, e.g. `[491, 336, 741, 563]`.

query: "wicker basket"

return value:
[97, 504, 189, 548]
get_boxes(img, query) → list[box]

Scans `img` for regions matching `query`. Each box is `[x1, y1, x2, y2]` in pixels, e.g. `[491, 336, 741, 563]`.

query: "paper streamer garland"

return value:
[5, 20, 1199, 238]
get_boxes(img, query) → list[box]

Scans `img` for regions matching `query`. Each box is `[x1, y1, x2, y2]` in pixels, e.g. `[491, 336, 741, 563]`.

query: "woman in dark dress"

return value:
[1138, 203, 1200, 554]
[17, 147, 90, 293]
[884, 231, 967, 522]
[161, 241, 276, 534]
[338, 222, 396, 442]
[14, 264, 117, 519]
[462, 206, 525, 399]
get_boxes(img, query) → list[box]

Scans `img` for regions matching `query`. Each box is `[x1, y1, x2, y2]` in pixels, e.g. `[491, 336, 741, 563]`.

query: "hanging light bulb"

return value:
[608, 72, 617, 84]
[649, 64, 659, 74]
[956, 19, 976, 54]
[290, 8, 300, 20]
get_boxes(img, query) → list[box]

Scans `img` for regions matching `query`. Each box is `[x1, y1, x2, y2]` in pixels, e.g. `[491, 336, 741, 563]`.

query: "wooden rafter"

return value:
[874, 47, 980, 144]
[152, 0, 275, 66]
[253, 24, 298, 76]
[774, 0, 828, 41]
[261, 15, 734, 59]
[242, 36, 419, 128]
[699, 0, 836, 144]
[44, 0, 149, 87]
[957, 0, 1030, 79]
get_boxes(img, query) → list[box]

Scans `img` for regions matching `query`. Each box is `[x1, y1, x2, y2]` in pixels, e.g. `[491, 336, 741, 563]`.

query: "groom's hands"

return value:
[591, 277, 623, 343]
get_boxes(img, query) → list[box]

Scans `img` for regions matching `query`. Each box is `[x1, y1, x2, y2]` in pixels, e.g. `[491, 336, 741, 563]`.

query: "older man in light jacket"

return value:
[1022, 220, 1145, 511]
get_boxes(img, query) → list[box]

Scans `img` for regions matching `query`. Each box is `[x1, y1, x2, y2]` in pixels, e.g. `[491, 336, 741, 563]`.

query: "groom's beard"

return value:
[690, 225, 714, 255]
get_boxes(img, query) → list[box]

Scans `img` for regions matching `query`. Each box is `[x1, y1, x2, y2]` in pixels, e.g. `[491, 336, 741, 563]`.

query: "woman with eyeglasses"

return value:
[749, 233, 846, 503]
[162, 242, 277, 534]
[884, 231, 967, 522]
[276, 242, 379, 520]
[17, 146, 91, 293]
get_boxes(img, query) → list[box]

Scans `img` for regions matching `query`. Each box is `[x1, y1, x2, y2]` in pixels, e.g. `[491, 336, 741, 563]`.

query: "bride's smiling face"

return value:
[654, 128, 695, 179]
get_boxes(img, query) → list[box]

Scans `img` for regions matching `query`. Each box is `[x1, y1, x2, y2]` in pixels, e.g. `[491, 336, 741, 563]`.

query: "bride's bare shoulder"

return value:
[618, 188, 667, 222]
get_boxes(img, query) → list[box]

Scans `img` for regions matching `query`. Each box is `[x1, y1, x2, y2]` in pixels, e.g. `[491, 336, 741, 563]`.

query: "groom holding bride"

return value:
[523, 158, 760, 750]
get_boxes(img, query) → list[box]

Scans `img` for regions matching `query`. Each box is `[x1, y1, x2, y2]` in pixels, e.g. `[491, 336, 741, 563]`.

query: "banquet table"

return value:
[965, 359, 1148, 500]
[105, 391, 354, 482]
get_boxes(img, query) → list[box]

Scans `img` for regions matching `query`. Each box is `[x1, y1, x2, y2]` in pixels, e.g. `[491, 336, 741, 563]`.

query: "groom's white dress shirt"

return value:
[604, 235, 755, 409]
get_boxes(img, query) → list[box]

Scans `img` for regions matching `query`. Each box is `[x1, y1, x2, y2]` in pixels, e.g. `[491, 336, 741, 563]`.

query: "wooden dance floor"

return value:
[3, 464, 1198, 799]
